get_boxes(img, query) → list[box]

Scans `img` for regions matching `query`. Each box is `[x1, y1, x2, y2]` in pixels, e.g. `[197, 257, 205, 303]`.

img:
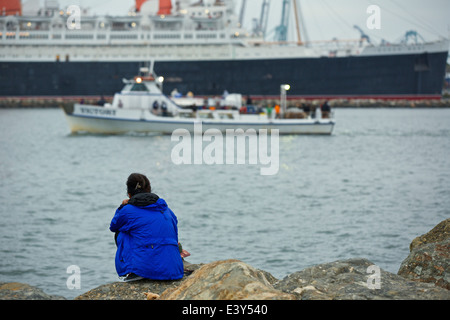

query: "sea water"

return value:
[0, 107, 449, 299]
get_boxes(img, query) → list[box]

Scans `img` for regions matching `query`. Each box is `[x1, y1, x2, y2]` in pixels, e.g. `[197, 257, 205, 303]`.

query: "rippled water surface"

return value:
[1, 108, 449, 299]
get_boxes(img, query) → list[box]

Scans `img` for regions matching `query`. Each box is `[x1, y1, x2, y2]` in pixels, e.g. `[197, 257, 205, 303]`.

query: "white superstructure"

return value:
[1, 0, 433, 63]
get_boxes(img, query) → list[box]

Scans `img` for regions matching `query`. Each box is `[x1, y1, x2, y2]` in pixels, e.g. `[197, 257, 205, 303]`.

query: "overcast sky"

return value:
[52, 0, 449, 43]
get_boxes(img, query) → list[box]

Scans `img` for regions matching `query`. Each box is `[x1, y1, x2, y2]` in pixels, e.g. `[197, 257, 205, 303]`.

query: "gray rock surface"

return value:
[2, 219, 449, 300]
[75, 262, 203, 300]
[409, 218, 449, 251]
[0, 282, 65, 300]
[158, 259, 295, 300]
[274, 258, 449, 300]
[398, 219, 450, 290]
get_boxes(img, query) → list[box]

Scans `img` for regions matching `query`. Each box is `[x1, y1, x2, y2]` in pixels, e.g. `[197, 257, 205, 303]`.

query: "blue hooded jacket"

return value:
[109, 193, 184, 280]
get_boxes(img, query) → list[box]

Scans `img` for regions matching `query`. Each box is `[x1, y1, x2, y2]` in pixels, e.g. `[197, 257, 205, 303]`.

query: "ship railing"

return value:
[245, 38, 370, 56]
[248, 38, 368, 49]
[0, 28, 233, 45]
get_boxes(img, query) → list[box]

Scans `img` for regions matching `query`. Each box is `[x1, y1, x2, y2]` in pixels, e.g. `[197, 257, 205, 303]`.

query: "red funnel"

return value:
[135, 0, 147, 12]
[0, 0, 22, 15]
[158, 0, 172, 15]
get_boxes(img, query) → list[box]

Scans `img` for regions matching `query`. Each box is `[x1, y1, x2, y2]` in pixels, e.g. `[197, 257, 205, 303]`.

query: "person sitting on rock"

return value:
[110, 173, 184, 282]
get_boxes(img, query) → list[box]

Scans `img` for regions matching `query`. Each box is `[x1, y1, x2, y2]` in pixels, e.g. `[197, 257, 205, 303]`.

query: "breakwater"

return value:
[0, 96, 113, 109]
[1, 96, 450, 109]
[1, 219, 448, 300]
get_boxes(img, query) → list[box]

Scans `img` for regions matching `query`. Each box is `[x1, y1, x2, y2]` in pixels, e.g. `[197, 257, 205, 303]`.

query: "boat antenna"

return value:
[149, 60, 155, 75]
[239, 0, 247, 27]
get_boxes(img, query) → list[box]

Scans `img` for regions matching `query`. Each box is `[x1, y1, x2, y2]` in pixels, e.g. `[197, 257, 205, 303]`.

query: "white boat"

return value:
[61, 69, 335, 135]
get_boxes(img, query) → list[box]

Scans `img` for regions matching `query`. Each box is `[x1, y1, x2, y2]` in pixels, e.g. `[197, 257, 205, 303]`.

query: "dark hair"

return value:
[127, 173, 151, 196]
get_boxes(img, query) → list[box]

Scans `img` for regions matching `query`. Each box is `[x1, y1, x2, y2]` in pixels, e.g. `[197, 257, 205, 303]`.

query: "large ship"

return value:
[0, 0, 448, 99]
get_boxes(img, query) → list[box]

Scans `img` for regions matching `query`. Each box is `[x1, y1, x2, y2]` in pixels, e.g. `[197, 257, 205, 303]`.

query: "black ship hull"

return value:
[0, 51, 447, 99]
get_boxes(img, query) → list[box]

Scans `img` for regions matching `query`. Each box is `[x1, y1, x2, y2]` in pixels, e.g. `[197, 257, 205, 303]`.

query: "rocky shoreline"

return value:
[1, 96, 450, 109]
[1, 219, 448, 300]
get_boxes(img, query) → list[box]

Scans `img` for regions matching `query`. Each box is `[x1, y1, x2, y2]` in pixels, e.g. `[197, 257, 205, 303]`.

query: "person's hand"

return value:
[122, 199, 129, 205]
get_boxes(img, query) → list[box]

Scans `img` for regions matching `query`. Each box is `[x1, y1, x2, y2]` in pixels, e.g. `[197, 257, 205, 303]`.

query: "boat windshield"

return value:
[130, 83, 149, 92]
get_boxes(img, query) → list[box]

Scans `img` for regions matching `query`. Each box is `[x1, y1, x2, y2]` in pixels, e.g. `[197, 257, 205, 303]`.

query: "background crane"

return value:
[250, 0, 271, 38]
[402, 30, 426, 44]
[259, 0, 271, 38]
[245, 0, 306, 43]
[353, 25, 372, 45]
[274, 0, 291, 41]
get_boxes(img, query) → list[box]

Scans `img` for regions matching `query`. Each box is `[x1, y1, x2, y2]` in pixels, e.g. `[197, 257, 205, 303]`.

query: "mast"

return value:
[292, 0, 302, 45]
[239, 0, 247, 27]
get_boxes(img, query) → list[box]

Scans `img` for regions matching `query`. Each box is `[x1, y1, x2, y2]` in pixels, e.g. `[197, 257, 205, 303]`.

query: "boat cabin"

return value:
[108, 74, 181, 116]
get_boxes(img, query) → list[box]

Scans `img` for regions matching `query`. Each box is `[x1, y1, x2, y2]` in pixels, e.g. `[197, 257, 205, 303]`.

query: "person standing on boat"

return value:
[321, 101, 331, 119]
[152, 100, 159, 115]
[302, 103, 311, 118]
[274, 104, 281, 119]
[110, 173, 184, 282]
[266, 105, 274, 119]
[97, 95, 106, 106]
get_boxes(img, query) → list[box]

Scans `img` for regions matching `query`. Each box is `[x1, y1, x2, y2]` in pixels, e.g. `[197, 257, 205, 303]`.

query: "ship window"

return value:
[130, 83, 149, 92]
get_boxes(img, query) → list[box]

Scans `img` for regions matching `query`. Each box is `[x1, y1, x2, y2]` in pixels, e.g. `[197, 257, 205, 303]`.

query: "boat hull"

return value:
[1, 50, 448, 99]
[62, 105, 335, 135]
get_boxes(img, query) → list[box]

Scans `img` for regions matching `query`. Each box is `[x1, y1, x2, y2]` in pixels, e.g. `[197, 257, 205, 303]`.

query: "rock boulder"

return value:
[0, 282, 65, 300]
[275, 258, 449, 300]
[409, 218, 449, 251]
[159, 259, 295, 300]
[398, 218, 450, 290]
[75, 263, 203, 300]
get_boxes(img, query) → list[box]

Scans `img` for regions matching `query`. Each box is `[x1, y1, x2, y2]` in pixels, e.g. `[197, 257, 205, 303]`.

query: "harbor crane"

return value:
[353, 25, 371, 45]
[402, 30, 425, 44]
[260, 0, 270, 38]
[250, 0, 270, 38]
[274, 0, 291, 41]
[271, 0, 303, 44]
[249, 0, 303, 43]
